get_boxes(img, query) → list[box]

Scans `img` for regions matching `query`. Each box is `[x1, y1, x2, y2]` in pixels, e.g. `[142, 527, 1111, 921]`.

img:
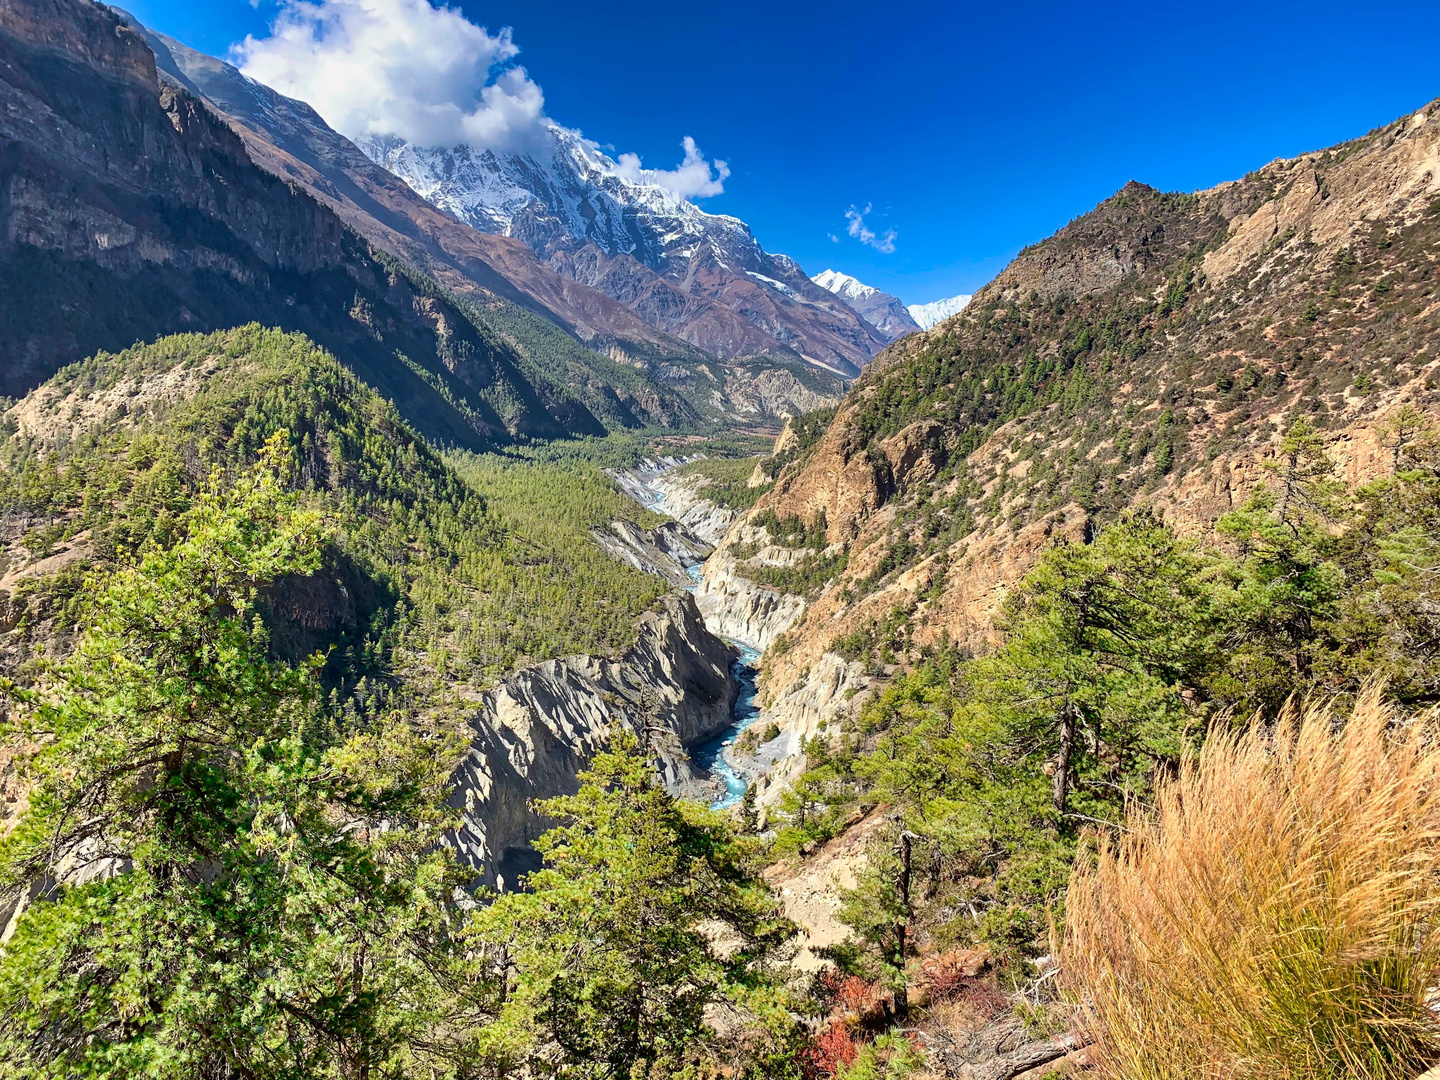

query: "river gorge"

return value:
[446, 453, 880, 888]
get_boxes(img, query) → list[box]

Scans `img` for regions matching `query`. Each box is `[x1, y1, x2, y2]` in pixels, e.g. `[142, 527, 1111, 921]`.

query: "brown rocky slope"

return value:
[706, 99, 1440, 783]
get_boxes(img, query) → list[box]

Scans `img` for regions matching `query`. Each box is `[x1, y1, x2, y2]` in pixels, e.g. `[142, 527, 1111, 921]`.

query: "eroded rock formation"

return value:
[448, 592, 737, 889]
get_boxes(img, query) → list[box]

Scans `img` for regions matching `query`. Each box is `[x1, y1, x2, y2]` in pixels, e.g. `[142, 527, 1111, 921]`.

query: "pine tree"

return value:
[966, 511, 1223, 818]
[0, 437, 484, 1080]
[466, 732, 800, 1079]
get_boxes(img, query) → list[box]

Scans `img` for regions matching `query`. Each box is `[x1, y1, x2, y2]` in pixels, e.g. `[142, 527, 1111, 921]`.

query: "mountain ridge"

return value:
[810, 268, 921, 341]
[702, 98, 1440, 803]
[114, 14, 849, 422]
[361, 129, 889, 375]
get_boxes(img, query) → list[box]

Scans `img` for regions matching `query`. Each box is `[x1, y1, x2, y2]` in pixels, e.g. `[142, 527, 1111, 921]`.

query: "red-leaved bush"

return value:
[820, 971, 888, 1022]
[801, 1018, 861, 1079]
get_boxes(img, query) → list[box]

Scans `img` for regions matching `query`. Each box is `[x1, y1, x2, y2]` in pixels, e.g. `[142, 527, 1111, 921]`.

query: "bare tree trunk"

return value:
[894, 827, 917, 1018]
[956, 1034, 1083, 1080]
[934, 1016, 1087, 1080]
[1053, 703, 1077, 815]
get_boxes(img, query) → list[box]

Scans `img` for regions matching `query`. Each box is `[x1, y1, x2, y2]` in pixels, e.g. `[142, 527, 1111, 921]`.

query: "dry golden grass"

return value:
[1062, 686, 1440, 1080]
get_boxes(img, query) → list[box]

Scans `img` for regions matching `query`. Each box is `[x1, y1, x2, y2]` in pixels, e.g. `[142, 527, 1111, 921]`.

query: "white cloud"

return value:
[845, 203, 897, 254]
[233, 0, 549, 151]
[233, 0, 731, 202]
[607, 136, 729, 200]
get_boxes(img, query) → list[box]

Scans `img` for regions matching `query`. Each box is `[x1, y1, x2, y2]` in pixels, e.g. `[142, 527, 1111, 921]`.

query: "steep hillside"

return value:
[119, 16, 686, 353]
[112, 18, 839, 424]
[0, 325, 801, 1076]
[0, 326, 669, 678]
[0, 0, 701, 443]
[706, 99, 1440, 780]
[619, 104, 1440, 1065]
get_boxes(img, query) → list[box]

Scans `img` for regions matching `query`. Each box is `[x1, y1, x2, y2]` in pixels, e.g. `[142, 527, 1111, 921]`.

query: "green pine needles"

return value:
[0, 437, 482, 1078]
[465, 733, 801, 1079]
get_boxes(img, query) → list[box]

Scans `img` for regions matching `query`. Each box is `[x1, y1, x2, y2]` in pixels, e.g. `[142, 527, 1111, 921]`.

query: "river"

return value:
[622, 466, 762, 809]
[692, 642, 762, 809]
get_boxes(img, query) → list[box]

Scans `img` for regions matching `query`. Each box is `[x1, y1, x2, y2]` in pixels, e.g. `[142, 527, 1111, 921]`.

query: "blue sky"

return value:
[122, 0, 1439, 306]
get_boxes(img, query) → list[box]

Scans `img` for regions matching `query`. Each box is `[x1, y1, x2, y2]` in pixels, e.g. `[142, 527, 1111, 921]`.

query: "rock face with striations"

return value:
[609, 460, 746, 547]
[692, 544, 806, 653]
[592, 519, 711, 587]
[0, 0, 691, 440]
[448, 592, 737, 889]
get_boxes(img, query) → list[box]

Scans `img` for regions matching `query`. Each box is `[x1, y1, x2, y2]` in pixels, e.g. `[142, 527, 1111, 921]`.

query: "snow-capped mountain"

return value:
[810, 269, 921, 342]
[908, 294, 973, 330]
[359, 131, 888, 375]
[362, 129, 740, 269]
[117, 15, 855, 421]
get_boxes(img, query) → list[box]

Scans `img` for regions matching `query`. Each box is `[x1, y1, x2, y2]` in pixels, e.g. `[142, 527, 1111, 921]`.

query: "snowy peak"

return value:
[359, 128, 765, 277]
[812, 268, 878, 302]
[357, 129, 886, 373]
[907, 294, 972, 330]
[811, 269, 920, 343]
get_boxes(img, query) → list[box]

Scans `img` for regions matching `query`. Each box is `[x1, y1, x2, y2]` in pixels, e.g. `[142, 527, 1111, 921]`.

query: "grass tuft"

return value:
[1063, 686, 1440, 1080]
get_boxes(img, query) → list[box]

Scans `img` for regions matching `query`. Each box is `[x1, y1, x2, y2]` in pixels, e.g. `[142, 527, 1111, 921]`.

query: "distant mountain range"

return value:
[0, 0, 679, 443]
[1, 0, 977, 426]
[810, 268, 974, 337]
[908, 293, 973, 330]
[809, 270, 920, 341]
[110, 14, 850, 421]
[361, 132, 886, 376]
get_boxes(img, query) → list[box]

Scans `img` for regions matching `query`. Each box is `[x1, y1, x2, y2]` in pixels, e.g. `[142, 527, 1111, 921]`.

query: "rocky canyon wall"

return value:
[447, 592, 737, 889]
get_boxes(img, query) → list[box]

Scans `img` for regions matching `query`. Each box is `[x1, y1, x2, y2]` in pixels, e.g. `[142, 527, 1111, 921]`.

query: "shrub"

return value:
[921, 951, 1005, 1013]
[835, 1032, 925, 1080]
[802, 1019, 861, 1079]
[1063, 687, 1440, 1080]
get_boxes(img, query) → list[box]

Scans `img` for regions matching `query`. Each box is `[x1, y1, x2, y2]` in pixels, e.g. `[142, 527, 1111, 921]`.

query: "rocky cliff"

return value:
[692, 543, 807, 653]
[695, 100, 1440, 802]
[0, 0, 697, 437]
[592, 518, 711, 587]
[610, 460, 744, 546]
[608, 457, 848, 804]
[448, 592, 737, 889]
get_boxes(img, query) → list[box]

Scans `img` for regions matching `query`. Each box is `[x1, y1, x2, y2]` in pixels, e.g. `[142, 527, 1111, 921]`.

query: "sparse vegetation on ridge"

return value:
[759, 142, 1440, 628]
[767, 411, 1440, 1036]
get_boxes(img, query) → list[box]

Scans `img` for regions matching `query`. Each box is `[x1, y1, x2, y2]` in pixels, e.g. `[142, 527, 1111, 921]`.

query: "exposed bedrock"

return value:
[448, 592, 737, 889]
[610, 459, 742, 547]
[692, 545, 805, 653]
[593, 518, 711, 587]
